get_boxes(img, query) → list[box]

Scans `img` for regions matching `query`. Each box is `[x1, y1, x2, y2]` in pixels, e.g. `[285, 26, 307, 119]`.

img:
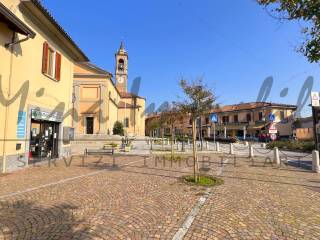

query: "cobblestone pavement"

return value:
[0, 153, 319, 239]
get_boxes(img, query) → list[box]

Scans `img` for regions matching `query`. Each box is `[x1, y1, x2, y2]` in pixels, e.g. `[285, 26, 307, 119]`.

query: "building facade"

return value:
[0, 0, 88, 172]
[146, 102, 297, 139]
[293, 117, 314, 140]
[73, 43, 146, 137]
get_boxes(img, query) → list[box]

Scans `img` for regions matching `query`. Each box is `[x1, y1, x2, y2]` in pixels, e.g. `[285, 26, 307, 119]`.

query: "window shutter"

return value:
[55, 52, 61, 81]
[42, 42, 49, 74]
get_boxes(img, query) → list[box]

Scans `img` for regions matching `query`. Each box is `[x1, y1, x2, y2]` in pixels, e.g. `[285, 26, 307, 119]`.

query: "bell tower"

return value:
[115, 42, 128, 93]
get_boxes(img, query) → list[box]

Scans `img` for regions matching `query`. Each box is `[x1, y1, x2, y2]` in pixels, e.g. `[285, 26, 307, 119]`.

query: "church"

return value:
[72, 43, 146, 137]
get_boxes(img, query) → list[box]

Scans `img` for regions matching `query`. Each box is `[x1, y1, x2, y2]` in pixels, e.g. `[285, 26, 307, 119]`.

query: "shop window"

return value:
[42, 42, 61, 81]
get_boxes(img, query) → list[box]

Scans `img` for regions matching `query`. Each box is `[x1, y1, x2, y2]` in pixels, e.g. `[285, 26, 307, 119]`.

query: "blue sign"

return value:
[269, 113, 275, 122]
[210, 113, 218, 123]
[17, 111, 26, 139]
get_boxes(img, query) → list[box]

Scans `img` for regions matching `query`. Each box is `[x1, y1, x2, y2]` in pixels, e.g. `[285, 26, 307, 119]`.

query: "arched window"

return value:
[118, 59, 124, 71]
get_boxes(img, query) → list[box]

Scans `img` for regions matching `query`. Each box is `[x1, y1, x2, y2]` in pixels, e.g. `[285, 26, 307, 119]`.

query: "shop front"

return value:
[29, 109, 63, 163]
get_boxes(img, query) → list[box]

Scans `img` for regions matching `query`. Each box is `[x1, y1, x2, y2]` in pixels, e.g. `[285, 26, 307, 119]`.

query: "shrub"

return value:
[183, 175, 224, 187]
[267, 140, 315, 152]
[113, 121, 124, 136]
[205, 137, 237, 143]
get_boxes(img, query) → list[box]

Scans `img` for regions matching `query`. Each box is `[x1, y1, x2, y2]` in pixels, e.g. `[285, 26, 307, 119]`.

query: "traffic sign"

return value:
[311, 92, 320, 107]
[269, 123, 278, 134]
[210, 113, 218, 123]
[268, 113, 275, 122]
[270, 134, 277, 141]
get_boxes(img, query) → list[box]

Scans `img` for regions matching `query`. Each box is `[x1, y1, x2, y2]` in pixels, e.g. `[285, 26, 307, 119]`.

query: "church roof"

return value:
[77, 62, 112, 76]
[117, 41, 128, 56]
[118, 101, 142, 109]
[119, 92, 145, 99]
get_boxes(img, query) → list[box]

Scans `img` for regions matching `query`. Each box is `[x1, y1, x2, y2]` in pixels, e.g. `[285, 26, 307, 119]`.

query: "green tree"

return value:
[113, 121, 124, 136]
[175, 78, 215, 182]
[257, 0, 320, 62]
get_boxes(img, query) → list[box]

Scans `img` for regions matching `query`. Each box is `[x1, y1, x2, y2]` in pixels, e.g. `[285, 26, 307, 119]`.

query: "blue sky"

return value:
[42, 0, 319, 116]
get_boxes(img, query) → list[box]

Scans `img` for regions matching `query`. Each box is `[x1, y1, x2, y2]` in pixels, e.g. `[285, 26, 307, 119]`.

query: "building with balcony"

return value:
[145, 102, 297, 139]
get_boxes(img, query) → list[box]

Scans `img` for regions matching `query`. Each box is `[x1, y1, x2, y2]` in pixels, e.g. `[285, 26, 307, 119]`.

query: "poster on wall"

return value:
[16, 111, 26, 139]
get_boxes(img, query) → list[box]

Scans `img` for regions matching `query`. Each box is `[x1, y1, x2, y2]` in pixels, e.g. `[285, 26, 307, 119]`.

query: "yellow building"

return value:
[0, 0, 88, 172]
[73, 43, 146, 138]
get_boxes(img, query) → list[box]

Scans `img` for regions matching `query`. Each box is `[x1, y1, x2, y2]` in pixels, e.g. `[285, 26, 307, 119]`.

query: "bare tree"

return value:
[175, 78, 215, 182]
[159, 106, 182, 160]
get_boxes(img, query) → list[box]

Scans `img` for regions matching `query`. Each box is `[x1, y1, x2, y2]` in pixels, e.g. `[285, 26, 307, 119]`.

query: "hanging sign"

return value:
[31, 109, 63, 122]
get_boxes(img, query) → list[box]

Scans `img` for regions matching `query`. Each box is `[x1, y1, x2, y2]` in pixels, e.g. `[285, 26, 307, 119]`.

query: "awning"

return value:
[248, 123, 270, 130]
[0, 2, 36, 38]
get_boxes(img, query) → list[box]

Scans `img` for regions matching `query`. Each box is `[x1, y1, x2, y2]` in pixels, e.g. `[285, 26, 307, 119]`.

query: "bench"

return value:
[84, 147, 114, 155]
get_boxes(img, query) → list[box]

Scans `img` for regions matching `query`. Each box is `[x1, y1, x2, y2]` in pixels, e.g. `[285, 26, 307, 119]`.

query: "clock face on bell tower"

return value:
[115, 42, 128, 93]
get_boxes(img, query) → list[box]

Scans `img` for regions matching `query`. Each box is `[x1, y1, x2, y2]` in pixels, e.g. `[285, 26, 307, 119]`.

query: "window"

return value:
[42, 42, 61, 81]
[118, 59, 124, 71]
[246, 113, 251, 122]
[189, 118, 192, 125]
[124, 117, 129, 128]
[222, 116, 229, 123]
[258, 112, 263, 121]
[233, 115, 238, 123]
[280, 111, 285, 121]
[205, 117, 210, 125]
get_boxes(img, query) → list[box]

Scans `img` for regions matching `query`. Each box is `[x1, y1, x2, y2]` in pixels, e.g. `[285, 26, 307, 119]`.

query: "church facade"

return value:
[73, 43, 146, 137]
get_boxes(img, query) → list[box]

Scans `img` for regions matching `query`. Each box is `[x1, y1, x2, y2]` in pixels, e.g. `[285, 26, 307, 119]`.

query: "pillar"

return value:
[274, 147, 280, 165]
[312, 150, 320, 173]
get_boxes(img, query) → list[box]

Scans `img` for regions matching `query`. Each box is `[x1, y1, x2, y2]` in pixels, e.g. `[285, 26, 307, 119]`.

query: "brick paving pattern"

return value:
[0, 154, 319, 239]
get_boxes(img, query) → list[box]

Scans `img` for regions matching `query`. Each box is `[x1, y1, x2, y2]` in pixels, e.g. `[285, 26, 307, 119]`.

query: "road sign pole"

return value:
[213, 122, 216, 143]
[312, 106, 319, 152]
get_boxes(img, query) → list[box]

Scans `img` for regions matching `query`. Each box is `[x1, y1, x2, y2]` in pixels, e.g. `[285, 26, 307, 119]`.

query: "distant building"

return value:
[293, 117, 314, 140]
[73, 43, 146, 137]
[146, 102, 297, 139]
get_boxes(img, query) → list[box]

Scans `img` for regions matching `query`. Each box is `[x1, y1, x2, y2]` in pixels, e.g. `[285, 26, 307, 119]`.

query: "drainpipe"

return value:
[2, 33, 31, 173]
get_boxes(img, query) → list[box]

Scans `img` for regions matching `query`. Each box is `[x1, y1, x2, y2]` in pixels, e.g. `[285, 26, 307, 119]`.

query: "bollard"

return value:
[261, 143, 266, 148]
[188, 139, 190, 146]
[274, 147, 280, 165]
[312, 150, 320, 173]
[245, 141, 249, 146]
[249, 145, 254, 158]
[216, 142, 220, 152]
[206, 141, 209, 150]
[229, 143, 234, 155]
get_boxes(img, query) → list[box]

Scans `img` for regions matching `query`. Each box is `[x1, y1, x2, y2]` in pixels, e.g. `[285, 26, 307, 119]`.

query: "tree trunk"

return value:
[192, 119, 198, 182]
[171, 123, 174, 160]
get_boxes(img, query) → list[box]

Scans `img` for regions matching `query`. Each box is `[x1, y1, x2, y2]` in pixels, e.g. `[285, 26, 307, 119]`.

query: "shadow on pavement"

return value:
[0, 200, 90, 239]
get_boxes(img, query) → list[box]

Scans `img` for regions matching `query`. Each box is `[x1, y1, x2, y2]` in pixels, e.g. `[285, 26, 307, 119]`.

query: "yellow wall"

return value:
[1, 1, 76, 171]
[73, 64, 146, 136]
